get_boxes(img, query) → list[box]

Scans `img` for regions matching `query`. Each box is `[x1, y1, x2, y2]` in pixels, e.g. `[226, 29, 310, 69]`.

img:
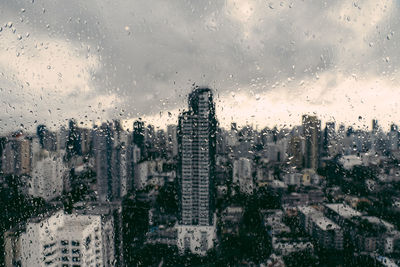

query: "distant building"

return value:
[298, 206, 343, 250]
[233, 158, 254, 194]
[93, 122, 114, 202]
[339, 155, 362, 170]
[134, 161, 149, 190]
[221, 206, 244, 235]
[323, 122, 336, 157]
[167, 125, 178, 157]
[29, 150, 65, 201]
[1, 134, 31, 176]
[302, 115, 321, 170]
[288, 136, 303, 168]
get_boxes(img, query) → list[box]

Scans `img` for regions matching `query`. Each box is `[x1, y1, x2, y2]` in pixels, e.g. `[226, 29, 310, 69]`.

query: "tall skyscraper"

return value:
[93, 122, 114, 202]
[302, 115, 321, 170]
[1, 133, 31, 176]
[133, 119, 145, 159]
[66, 119, 81, 158]
[323, 121, 336, 157]
[167, 125, 178, 157]
[176, 87, 217, 255]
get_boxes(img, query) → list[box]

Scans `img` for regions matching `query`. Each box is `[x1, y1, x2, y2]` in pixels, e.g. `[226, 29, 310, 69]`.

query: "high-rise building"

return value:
[232, 158, 253, 194]
[288, 135, 303, 169]
[133, 119, 145, 159]
[93, 122, 133, 202]
[93, 122, 114, 202]
[302, 115, 321, 170]
[323, 122, 335, 157]
[167, 125, 178, 157]
[1, 134, 31, 175]
[29, 150, 65, 201]
[66, 119, 81, 158]
[176, 87, 217, 255]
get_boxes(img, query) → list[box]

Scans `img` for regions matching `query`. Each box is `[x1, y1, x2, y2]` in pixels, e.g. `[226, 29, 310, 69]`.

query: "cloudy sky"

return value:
[0, 0, 399, 133]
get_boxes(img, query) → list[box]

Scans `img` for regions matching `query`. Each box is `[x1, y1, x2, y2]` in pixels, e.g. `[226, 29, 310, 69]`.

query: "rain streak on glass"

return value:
[0, 0, 400, 266]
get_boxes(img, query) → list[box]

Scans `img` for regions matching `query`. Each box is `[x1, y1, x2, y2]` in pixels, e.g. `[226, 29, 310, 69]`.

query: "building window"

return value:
[85, 236, 91, 250]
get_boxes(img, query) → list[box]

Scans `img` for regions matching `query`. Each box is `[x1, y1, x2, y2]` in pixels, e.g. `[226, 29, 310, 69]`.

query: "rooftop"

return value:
[313, 216, 341, 231]
[325, 203, 362, 219]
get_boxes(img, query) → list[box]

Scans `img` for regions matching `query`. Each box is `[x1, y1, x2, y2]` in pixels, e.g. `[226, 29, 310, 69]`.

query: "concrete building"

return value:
[93, 122, 114, 202]
[288, 135, 303, 168]
[20, 211, 106, 267]
[134, 161, 149, 190]
[298, 206, 344, 250]
[167, 125, 178, 157]
[233, 158, 254, 194]
[302, 115, 321, 170]
[29, 150, 65, 201]
[74, 202, 122, 266]
[1, 134, 31, 175]
[221, 206, 244, 235]
[176, 88, 217, 255]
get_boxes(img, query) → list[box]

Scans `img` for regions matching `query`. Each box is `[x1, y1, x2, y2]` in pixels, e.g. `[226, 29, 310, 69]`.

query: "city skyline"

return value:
[2, 86, 400, 265]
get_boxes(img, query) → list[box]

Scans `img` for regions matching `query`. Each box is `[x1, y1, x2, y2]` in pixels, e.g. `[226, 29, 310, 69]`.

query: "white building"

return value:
[298, 206, 344, 250]
[29, 150, 65, 201]
[339, 155, 362, 170]
[134, 161, 149, 190]
[233, 158, 254, 194]
[176, 215, 217, 256]
[21, 211, 105, 267]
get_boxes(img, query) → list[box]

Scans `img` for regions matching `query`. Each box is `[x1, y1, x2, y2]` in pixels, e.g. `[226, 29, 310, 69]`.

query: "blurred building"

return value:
[1, 134, 31, 175]
[29, 150, 65, 201]
[302, 115, 321, 170]
[233, 158, 253, 194]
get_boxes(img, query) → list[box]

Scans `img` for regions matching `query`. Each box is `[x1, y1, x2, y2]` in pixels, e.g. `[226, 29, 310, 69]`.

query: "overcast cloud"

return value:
[0, 0, 399, 133]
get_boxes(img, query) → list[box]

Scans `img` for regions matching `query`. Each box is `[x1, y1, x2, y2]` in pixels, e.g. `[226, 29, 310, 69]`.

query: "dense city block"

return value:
[1, 88, 400, 266]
